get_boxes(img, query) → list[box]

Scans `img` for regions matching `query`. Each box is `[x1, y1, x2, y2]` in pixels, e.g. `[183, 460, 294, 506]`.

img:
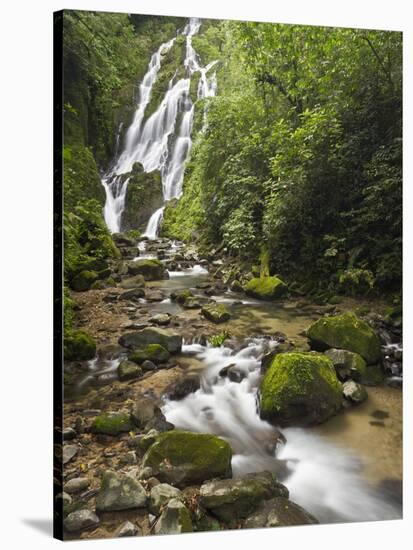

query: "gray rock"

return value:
[149, 483, 184, 515]
[55, 491, 72, 506]
[64, 477, 90, 494]
[120, 288, 145, 301]
[142, 360, 157, 371]
[96, 471, 147, 512]
[153, 498, 193, 534]
[244, 497, 318, 528]
[199, 471, 288, 522]
[119, 327, 182, 353]
[64, 509, 100, 532]
[165, 375, 201, 400]
[113, 520, 139, 537]
[130, 398, 159, 428]
[149, 313, 171, 326]
[63, 444, 79, 465]
[137, 467, 154, 480]
[118, 360, 142, 381]
[343, 380, 368, 403]
[63, 427, 77, 441]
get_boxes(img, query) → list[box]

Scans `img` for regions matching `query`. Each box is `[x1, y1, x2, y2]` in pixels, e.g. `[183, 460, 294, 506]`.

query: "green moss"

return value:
[362, 364, 385, 386]
[118, 360, 143, 381]
[91, 412, 133, 436]
[129, 344, 171, 364]
[142, 430, 232, 487]
[208, 331, 230, 347]
[260, 352, 343, 425]
[307, 312, 381, 364]
[127, 258, 165, 280]
[201, 303, 231, 323]
[64, 330, 96, 361]
[121, 169, 163, 231]
[171, 289, 194, 304]
[244, 276, 287, 300]
[70, 270, 99, 291]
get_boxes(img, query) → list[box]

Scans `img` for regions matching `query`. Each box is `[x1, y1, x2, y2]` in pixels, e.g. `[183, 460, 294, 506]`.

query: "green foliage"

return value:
[208, 331, 230, 347]
[339, 268, 375, 296]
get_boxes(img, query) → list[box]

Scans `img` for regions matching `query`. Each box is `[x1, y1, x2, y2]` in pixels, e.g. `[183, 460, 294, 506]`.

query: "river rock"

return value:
[127, 259, 167, 280]
[64, 477, 90, 494]
[149, 483, 184, 515]
[118, 275, 145, 289]
[64, 509, 100, 532]
[119, 328, 182, 353]
[149, 313, 171, 326]
[260, 352, 343, 425]
[63, 444, 79, 465]
[307, 312, 381, 364]
[119, 288, 145, 301]
[324, 348, 367, 381]
[244, 497, 318, 528]
[91, 411, 133, 436]
[171, 289, 193, 304]
[96, 470, 147, 512]
[342, 380, 368, 403]
[199, 471, 288, 522]
[142, 430, 232, 487]
[153, 498, 193, 534]
[130, 397, 160, 429]
[142, 360, 157, 371]
[63, 427, 77, 441]
[64, 330, 96, 361]
[129, 344, 171, 364]
[118, 360, 142, 381]
[165, 375, 201, 400]
[244, 276, 287, 300]
[70, 270, 99, 292]
[113, 520, 139, 537]
[201, 302, 231, 323]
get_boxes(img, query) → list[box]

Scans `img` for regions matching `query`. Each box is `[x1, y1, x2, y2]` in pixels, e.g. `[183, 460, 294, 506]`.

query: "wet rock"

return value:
[244, 497, 318, 528]
[149, 313, 171, 326]
[118, 360, 142, 381]
[201, 302, 231, 323]
[165, 375, 201, 400]
[118, 275, 145, 289]
[142, 360, 157, 371]
[119, 328, 182, 353]
[130, 397, 159, 429]
[260, 352, 342, 426]
[342, 380, 368, 403]
[70, 270, 99, 292]
[63, 444, 79, 465]
[113, 520, 139, 537]
[149, 483, 184, 515]
[64, 477, 90, 494]
[129, 344, 171, 365]
[324, 348, 367, 382]
[146, 291, 164, 302]
[142, 430, 232, 487]
[153, 498, 193, 534]
[171, 289, 193, 304]
[96, 470, 147, 512]
[199, 471, 288, 522]
[119, 288, 145, 301]
[127, 259, 167, 280]
[307, 312, 381, 364]
[113, 233, 137, 247]
[63, 427, 77, 441]
[64, 509, 100, 532]
[135, 429, 159, 455]
[64, 330, 96, 361]
[230, 280, 243, 292]
[91, 412, 133, 436]
[371, 409, 389, 420]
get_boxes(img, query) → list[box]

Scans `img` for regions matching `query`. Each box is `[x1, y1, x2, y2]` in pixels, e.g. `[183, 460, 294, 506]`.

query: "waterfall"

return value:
[102, 18, 217, 237]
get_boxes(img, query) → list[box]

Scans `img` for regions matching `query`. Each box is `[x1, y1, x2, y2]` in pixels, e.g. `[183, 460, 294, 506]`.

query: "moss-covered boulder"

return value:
[91, 412, 133, 436]
[70, 270, 99, 291]
[201, 302, 231, 323]
[307, 312, 381, 364]
[129, 344, 171, 364]
[244, 276, 287, 300]
[117, 360, 143, 381]
[120, 169, 163, 232]
[171, 289, 193, 304]
[324, 348, 368, 382]
[96, 470, 147, 512]
[362, 364, 385, 386]
[119, 327, 182, 353]
[64, 330, 96, 361]
[127, 258, 167, 280]
[142, 430, 232, 487]
[118, 275, 145, 289]
[199, 472, 288, 522]
[153, 498, 193, 534]
[260, 352, 343, 426]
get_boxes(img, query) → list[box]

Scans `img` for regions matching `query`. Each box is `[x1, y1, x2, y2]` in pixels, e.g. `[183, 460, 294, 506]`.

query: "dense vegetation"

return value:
[163, 22, 402, 296]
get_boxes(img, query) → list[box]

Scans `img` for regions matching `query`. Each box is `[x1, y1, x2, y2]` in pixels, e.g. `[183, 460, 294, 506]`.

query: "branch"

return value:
[361, 34, 393, 89]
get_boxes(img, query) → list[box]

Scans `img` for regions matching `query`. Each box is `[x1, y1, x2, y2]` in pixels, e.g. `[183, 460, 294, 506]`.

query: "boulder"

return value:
[91, 412, 133, 436]
[201, 303, 231, 323]
[307, 312, 381, 364]
[149, 483, 184, 515]
[64, 477, 90, 494]
[113, 520, 139, 537]
[130, 398, 167, 431]
[142, 430, 232, 487]
[244, 276, 287, 300]
[324, 348, 367, 381]
[165, 375, 201, 400]
[342, 380, 368, 403]
[244, 497, 318, 528]
[64, 509, 100, 532]
[119, 288, 145, 301]
[149, 313, 171, 326]
[260, 352, 343, 426]
[153, 498, 193, 534]
[119, 328, 182, 354]
[118, 360, 142, 381]
[62, 444, 79, 465]
[118, 275, 145, 289]
[70, 270, 99, 291]
[96, 470, 147, 512]
[199, 471, 288, 522]
[129, 344, 171, 364]
[64, 330, 96, 361]
[127, 259, 167, 280]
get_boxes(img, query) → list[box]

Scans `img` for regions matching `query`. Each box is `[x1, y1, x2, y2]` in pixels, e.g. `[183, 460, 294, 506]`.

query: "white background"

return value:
[0, 0, 411, 548]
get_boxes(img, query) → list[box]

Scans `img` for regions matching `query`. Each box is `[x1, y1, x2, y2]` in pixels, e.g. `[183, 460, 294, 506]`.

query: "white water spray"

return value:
[102, 18, 217, 236]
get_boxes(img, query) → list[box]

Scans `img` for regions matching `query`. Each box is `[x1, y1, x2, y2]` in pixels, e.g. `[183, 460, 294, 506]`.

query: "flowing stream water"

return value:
[102, 18, 217, 237]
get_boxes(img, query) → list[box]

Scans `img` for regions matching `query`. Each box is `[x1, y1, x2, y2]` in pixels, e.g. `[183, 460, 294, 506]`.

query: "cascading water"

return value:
[163, 338, 401, 524]
[102, 18, 217, 237]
